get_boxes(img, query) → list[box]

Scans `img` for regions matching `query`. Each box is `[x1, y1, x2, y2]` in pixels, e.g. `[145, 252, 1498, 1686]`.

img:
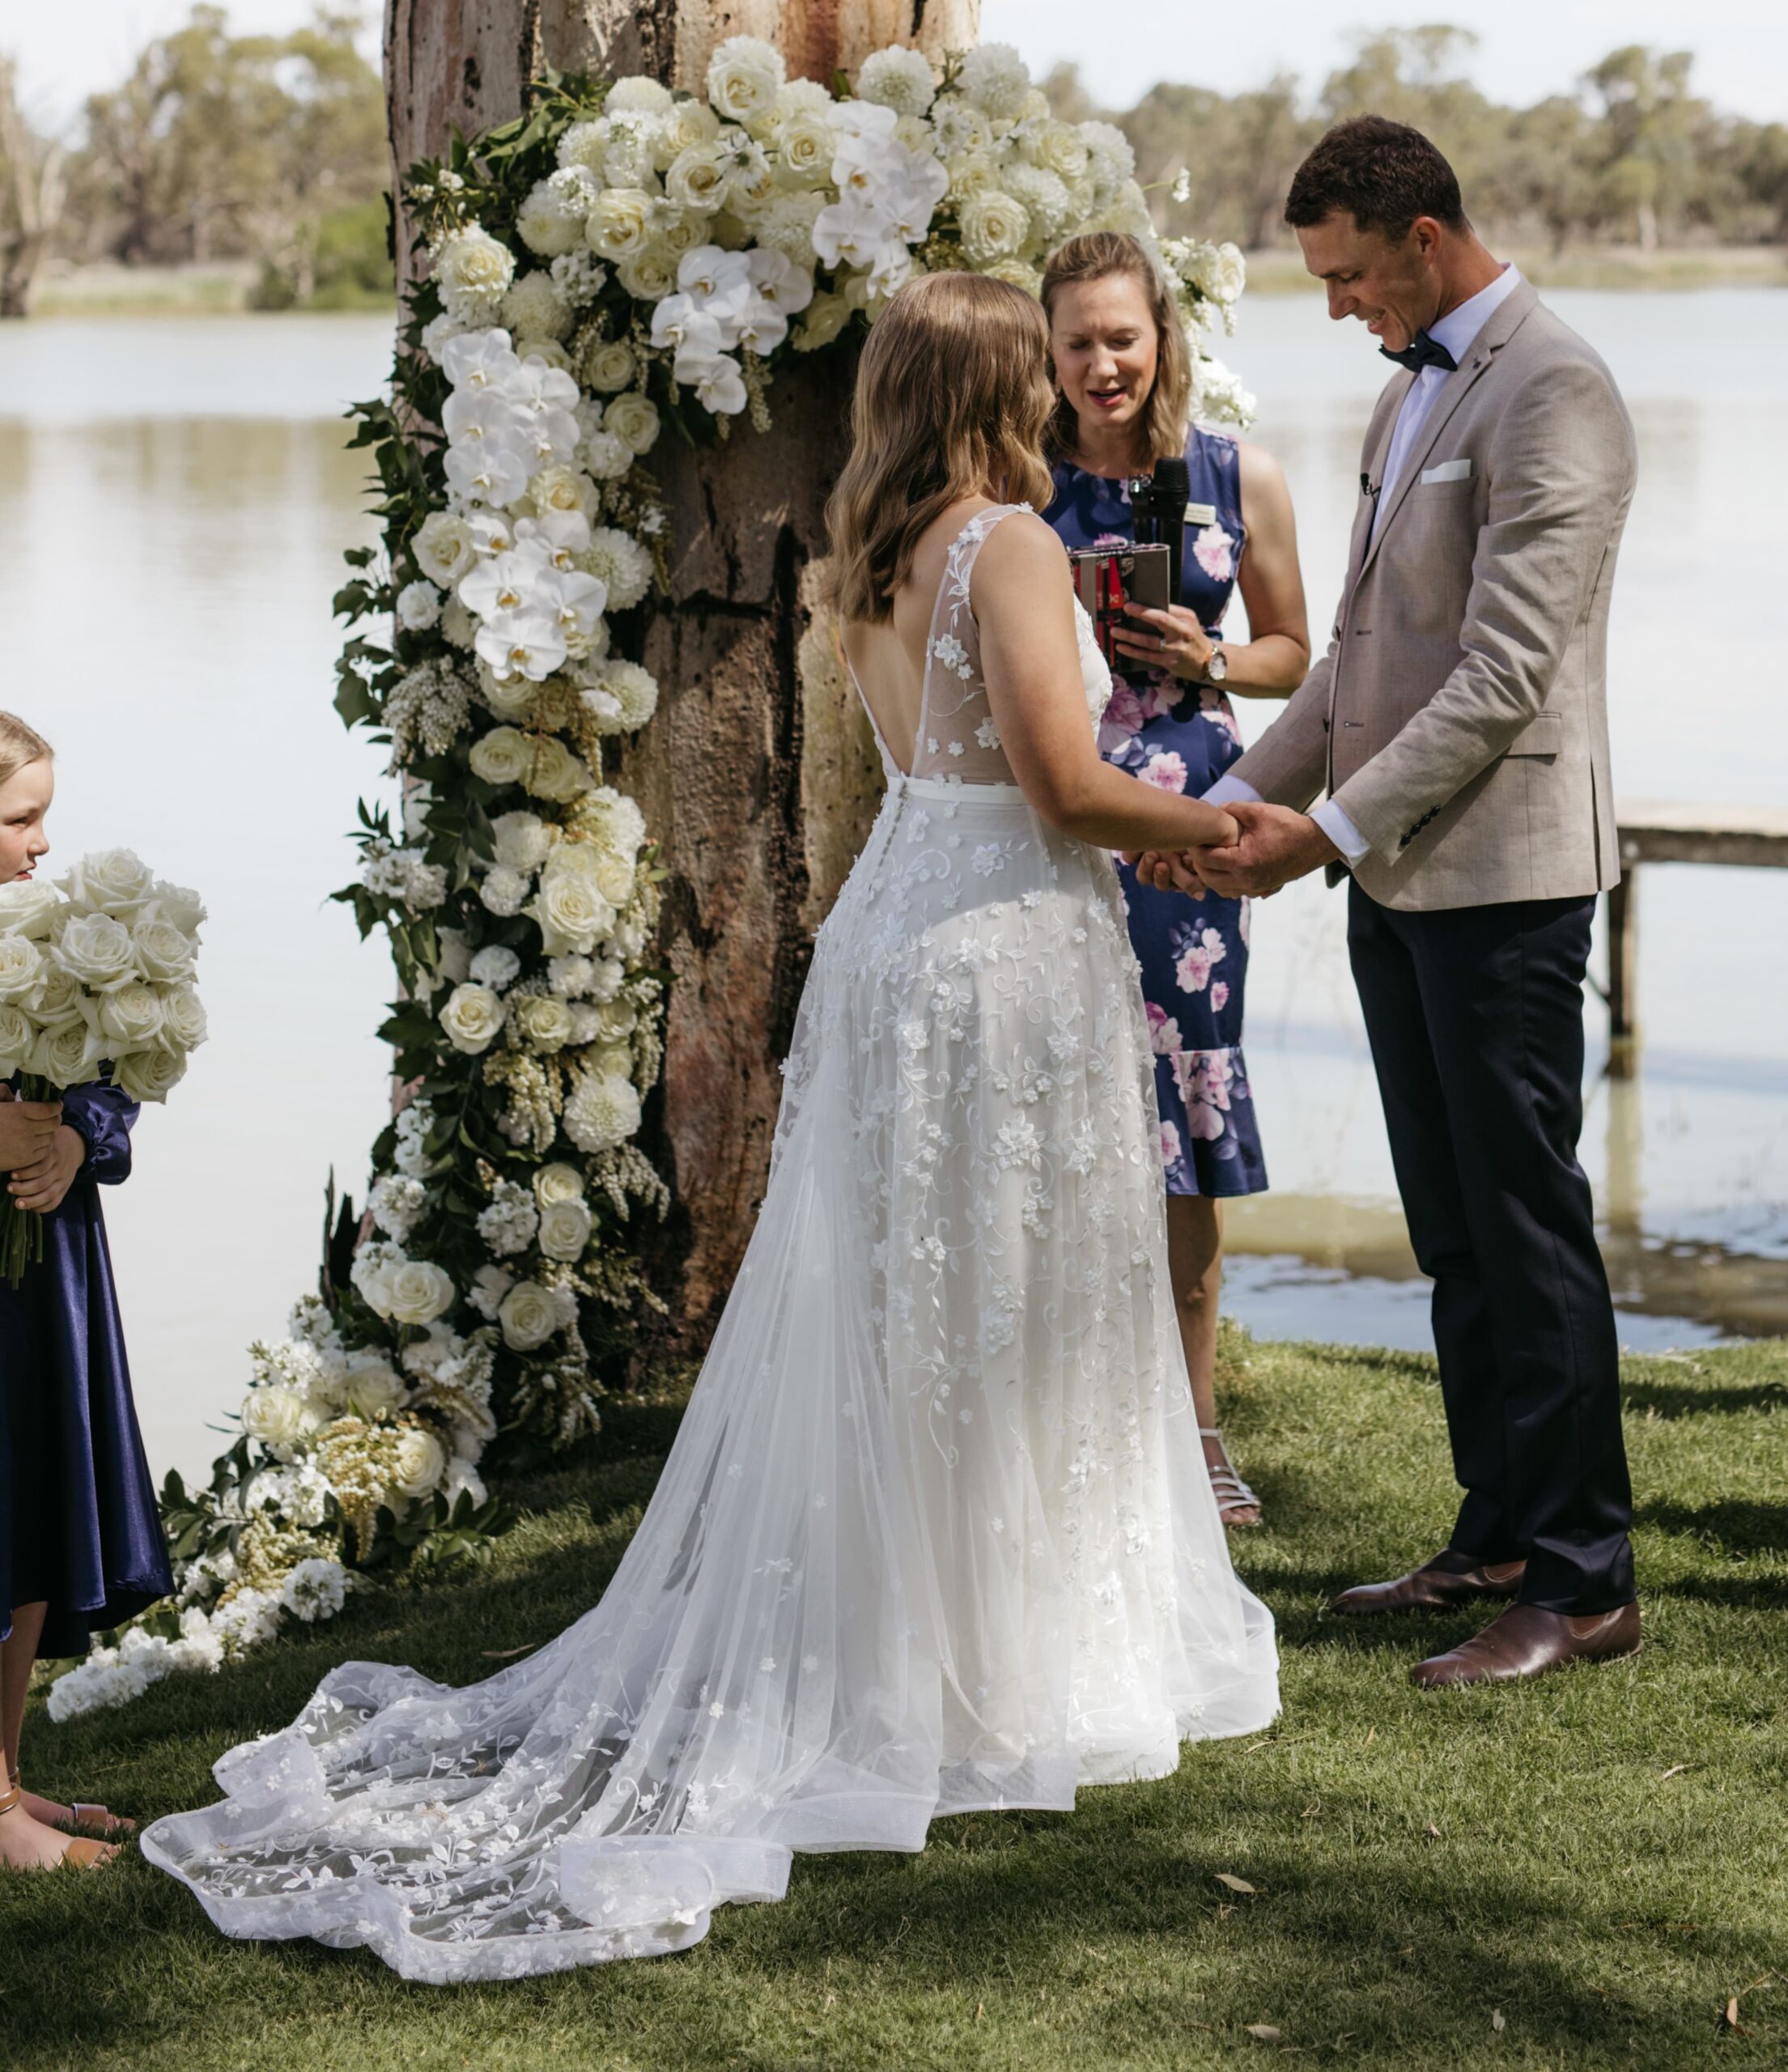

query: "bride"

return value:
[144, 272, 1278, 1981]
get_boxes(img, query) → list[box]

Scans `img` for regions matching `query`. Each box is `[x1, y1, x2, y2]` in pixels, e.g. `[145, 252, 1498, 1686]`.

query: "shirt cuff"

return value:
[1310, 798, 1370, 868]
[1200, 774, 1262, 809]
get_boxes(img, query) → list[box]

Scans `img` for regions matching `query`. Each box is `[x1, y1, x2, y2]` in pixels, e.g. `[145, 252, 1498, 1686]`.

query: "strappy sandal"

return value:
[1200, 1426, 1263, 1529]
[0, 1777, 115, 1870]
[10, 1765, 133, 1841]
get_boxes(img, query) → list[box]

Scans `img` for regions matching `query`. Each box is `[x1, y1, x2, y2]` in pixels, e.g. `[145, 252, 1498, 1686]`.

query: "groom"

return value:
[1145, 117, 1640, 1687]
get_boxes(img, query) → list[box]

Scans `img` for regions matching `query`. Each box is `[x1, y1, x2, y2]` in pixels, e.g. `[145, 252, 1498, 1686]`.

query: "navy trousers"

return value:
[1347, 883, 1635, 1613]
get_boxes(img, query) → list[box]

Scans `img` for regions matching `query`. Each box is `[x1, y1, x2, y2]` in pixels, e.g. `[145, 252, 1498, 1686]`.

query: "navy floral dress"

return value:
[1043, 427, 1268, 1197]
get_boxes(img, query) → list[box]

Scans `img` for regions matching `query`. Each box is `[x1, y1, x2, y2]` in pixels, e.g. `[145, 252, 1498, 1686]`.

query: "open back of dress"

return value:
[144, 507, 1278, 1983]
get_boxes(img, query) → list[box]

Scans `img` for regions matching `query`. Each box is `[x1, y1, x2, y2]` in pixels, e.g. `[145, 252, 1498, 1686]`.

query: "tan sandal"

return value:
[1200, 1425, 1263, 1528]
[9, 1764, 133, 1841]
[0, 1778, 115, 1870]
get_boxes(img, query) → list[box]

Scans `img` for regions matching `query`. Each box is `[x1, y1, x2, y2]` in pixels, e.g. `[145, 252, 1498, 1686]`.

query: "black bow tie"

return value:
[1379, 330, 1457, 374]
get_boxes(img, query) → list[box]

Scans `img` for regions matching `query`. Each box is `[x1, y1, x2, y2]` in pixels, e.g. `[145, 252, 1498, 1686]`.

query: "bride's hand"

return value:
[1123, 848, 1208, 898]
[1111, 603, 1213, 680]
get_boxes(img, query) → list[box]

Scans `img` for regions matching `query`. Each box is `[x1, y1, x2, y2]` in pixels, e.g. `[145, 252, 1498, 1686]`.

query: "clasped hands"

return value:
[1124, 800, 1341, 900]
[0, 1085, 83, 1215]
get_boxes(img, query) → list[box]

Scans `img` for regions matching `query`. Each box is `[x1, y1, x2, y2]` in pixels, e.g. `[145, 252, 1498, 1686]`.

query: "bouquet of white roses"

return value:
[0, 847, 206, 1282]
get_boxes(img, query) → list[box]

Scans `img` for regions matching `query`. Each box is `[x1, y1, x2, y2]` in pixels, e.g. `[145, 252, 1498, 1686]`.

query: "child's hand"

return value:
[6, 1123, 84, 1214]
[0, 1090, 63, 1174]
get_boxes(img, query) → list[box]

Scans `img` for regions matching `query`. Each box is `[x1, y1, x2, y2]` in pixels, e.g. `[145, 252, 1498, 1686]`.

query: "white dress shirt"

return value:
[1205, 265, 1523, 866]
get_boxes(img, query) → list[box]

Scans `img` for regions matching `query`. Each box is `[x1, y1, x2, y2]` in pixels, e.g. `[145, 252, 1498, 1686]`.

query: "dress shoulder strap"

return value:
[911, 503, 1031, 787]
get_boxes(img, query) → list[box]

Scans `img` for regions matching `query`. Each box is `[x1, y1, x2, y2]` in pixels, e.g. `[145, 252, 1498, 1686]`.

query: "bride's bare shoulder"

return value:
[970, 507, 1072, 611]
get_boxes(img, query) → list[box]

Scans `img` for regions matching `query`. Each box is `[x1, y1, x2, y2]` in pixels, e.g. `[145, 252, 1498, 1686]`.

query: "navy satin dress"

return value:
[1044, 427, 1268, 1197]
[1, 1081, 172, 1660]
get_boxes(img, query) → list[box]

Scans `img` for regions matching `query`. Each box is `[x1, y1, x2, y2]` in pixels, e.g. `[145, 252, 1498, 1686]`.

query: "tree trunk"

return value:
[0, 62, 66, 320]
[383, 0, 979, 1348]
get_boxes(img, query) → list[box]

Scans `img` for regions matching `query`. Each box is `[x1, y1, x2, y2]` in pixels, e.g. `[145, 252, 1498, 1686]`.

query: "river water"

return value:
[2, 294, 1784, 1480]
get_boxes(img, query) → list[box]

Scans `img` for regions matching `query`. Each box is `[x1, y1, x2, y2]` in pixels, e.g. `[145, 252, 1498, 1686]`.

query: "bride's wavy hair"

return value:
[1040, 232, 1193, 465]
[824, 272, 1056, 625]
[0, 711, 52, 788]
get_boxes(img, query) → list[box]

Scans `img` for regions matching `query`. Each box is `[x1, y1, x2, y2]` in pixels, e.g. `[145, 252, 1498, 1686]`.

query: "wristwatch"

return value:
[1206, 644, 1229, 684]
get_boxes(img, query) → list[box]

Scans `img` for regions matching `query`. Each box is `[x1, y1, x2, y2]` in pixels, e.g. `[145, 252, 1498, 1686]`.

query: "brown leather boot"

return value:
[1412, 1601, 1642, 1688]
[1331, 1554, 1527, 1616]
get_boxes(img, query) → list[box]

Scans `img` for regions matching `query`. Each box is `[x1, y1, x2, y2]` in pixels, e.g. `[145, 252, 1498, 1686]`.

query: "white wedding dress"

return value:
[143, 506, 1278, 1981]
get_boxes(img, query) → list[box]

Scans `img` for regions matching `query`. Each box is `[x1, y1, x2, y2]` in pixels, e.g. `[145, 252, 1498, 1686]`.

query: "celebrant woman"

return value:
[145, 271, 1278, 1980]
[1042, 231, 1311, 1529]
[0, 713, 172, 1872]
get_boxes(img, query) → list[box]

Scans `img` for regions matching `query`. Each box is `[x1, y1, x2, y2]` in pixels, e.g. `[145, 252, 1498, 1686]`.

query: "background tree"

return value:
[384, 0, 979, 1348]
[0, 57, 66, 317]
[1584, 45, 1706, 250]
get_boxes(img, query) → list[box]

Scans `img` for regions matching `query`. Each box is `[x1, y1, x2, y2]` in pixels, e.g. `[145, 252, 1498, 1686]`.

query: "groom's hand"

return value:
[1190, 800, 1339, 897]
[1123, 849, 1208, 897]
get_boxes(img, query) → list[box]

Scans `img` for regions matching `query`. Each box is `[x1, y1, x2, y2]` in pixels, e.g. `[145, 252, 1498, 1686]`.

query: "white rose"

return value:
[581, 339, 637, 393]
[775, 111, 835, 187]
[413, 511, 475, 588]
[491, 812, 552, 873]
[533, 1160, 586, 1205]
[587, 186, 652, 261]
[475, 663, 540, 723]
[525, 738, 594, 805]
[435, 227, 516, 321]
[537, 1196, 594, 1263]
[343, 1355, 407, 1419]
[528, 461, 597, 521]
[529, 871, 615, 957]
[498, 1279, 565, 1352]
[665, 145, 728, 215]
[958, 189, 1029, 265]
[706, 34, 784, 125]
[130, 915, 197, 983]
[794, 291, 852, 351]
[516, 993, 575, 1051]
[53, 911, 138, 992]
[242, 1384, 310, 1458]
[96, 979, 165, 1052]
[57, 847, 158, 919]
[563, 1068, 641, 1154]
[0, 932, 43, 1005]
[392, 1425, 448, 1499]
[396, 580, 443, 631]
[386, 1259, 456, 1327]
[468, 726, 534, 788]
[157, 981, 209, 1053]
[616, 246, 680, 302]
[0, 880, 61, 938]
[33, 1018, 105, 1089]
[601, 391, 660, 456]
[439, 980, 505, 1055]
[656, 97, 720, 166]
[0, 1003, 35, 1075]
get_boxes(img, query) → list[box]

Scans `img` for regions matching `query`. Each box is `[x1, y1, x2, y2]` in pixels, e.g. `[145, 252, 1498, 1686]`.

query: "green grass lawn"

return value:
[11, 1335, 1786, 2070]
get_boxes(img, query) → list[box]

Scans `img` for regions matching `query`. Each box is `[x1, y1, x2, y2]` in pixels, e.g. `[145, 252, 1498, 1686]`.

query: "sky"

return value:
[7, 0, 1787, 129]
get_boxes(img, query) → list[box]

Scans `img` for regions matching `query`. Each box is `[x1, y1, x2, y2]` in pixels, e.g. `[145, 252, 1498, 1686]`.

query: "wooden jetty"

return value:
[1606, 800, 1788, 1077]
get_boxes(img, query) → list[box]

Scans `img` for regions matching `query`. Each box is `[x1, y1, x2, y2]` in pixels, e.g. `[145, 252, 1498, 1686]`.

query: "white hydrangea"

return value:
[955, 41, 1031, 121]
[279, 1558, 349, 1624]
[393, 1098, 435, 1178]
[549, 248, 609, 304]
[856, 46, 936, 118]
[369, 1171, 428, 1243]
[467, 1261, 514, 1321]
[1191, 351, 1257, 429]
[491, 809, 553, 872]
[470, 944, 522, 990]
[477, 1179, 541, 1258]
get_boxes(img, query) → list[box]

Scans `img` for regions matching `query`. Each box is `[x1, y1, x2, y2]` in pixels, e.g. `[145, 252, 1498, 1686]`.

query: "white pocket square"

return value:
[1420, 457, 1473, 484]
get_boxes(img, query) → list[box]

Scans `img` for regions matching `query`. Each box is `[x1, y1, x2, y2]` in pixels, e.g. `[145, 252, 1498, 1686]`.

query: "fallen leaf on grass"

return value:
[1492, 2009, 1506, 2033]
[1425, 1822, 1442, 1840]
[1244, 2024, 1282, 2042]
[1215, 1872, 1258, 1894]
[1720, 1997, 1743, 2034]
[1659, 1764, 1687, 1780]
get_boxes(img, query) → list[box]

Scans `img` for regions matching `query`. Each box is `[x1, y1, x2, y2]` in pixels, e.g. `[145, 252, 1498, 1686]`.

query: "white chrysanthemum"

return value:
[434, 226, 516, 322]
[1077, 118, 1136, 197]
[563, 1068, 642, 1154]
[516, 172, 592, 258]
[491, 809, 553, 873]
[580, 658, 659, 734]
[602, 390, 661, 456]
[754, 190, 826, 270]
[606, 75, 674, 117]
[583, 785, 648, 861]
[479, 864, 531, 917]
[556, 118, 610, 173]
[477, 1178, 540, 1258]
[502, 270, 572, 342]
[956, 41, 1031, 121]
[469, 944, 521, 990]
[706, 35, 784, 125]
[856, 45, 936, 117]
[279, 1558, 348, 1624]
[1000, 162, 1074, 244]
[958, 188, 1029, 265]
[579, 527, 653, 611]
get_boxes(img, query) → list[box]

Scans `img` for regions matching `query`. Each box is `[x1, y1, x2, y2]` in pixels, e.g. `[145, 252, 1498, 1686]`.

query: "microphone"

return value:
[1128, 454, 1191, 599]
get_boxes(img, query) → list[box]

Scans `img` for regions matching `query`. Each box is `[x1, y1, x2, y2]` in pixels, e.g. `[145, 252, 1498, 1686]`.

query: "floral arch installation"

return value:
[49, 37, 1252, 1718]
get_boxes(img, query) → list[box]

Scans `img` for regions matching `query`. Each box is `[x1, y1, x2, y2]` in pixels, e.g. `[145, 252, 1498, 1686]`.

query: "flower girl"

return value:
[0, 713, 172, 1871]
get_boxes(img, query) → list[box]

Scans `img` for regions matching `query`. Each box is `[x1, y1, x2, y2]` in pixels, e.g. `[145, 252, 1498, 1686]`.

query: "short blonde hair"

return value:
[1041, 231, 1193, 466]
[0, 711, 51, 789]
[823, 272, 1057, 625]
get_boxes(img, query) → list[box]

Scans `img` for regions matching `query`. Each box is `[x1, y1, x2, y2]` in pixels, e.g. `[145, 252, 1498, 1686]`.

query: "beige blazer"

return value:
[1232, 278, 1637, 910]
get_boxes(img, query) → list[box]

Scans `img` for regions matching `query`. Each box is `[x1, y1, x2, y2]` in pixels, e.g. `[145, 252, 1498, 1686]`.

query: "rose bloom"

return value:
[0, 932, 43, 1004]
[413, 510, 476, 588]
[705, 34, 784, 125]
[0, 880, 62, 938]
[516, 993, 575, 1052]
[242, 1383, 311, 1458]
[581, 340, 636, 393]
[533, 1160, 586, 1205]
[53, 911, 138, 992]
[96, 979, 165, 1051]
[439, 980, 506, 1054]
[130, 915, 197, 983]
[57, 846, 159, 919]
[537, 1195, 594, 1262]
[601, 391, 660, 456]
[587, 187, 652, 261]
[530, 869, 616, 957]
[468, 726, 535, 787]
[498, 1279, 564, 1351]
[34, 1019, 104, 1089]
[392, 1424, 448, 1499]
[384, 1259, 456, 1327]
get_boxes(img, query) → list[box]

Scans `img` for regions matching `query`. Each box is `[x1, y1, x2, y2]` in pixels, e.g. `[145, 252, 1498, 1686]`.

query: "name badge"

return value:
[1184, 502, 1217, 525]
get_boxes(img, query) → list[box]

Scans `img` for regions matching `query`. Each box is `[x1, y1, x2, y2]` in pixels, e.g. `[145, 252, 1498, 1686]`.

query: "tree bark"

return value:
[383, 0, 979, 1347]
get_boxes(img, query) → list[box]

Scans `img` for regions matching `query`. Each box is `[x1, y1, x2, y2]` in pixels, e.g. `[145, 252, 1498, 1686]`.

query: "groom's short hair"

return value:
[1285, 117, 1467, 243]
